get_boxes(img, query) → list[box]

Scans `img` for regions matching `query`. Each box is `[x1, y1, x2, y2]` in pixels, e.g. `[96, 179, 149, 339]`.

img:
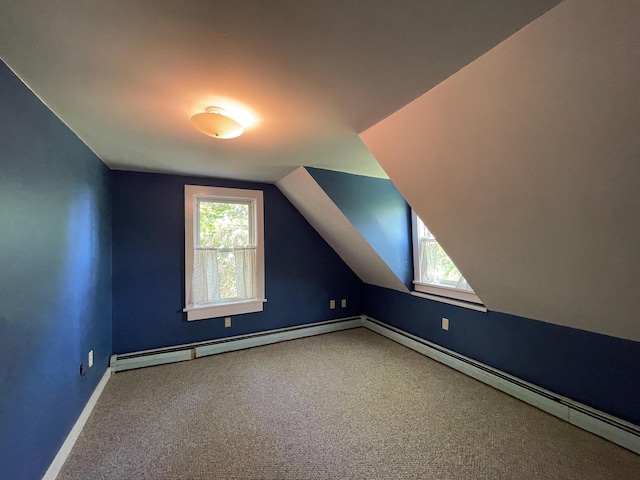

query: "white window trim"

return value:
[411, 210, 486, 311]
[410, 291, 488, 313]
[413, 281, 482, 305]
[184, 185, 266, 321]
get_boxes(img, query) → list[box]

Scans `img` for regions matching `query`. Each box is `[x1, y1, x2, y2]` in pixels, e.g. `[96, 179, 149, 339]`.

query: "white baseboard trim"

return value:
[110, 316, 364, 372]
[362, 316, 640, 455]
[42, 368, 112, 480]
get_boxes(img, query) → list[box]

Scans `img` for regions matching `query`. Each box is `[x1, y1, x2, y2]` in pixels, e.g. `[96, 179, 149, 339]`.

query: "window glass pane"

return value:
[198, 200, 250, 248]
[417, 216, 474, 292]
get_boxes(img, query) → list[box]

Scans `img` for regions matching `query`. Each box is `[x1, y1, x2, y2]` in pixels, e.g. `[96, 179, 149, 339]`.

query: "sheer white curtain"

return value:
[419, 236, 473, 292]
[419, 237, 436, 284]
[191, 249, 221, 305]
[234, 247, 255, 300]
[191, 247, 256, 305]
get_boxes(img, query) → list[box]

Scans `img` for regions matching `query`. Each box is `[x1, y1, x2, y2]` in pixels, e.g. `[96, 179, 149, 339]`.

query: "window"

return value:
[184, 185, 265, 321]
[412, 211, 485, 310]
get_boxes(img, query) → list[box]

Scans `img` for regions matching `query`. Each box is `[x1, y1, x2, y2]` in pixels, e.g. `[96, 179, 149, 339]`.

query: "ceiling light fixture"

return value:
[190, 107, 244, 139]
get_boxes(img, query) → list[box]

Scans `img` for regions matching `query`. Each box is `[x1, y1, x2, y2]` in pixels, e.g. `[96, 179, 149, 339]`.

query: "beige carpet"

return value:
[57, 328, 640, 479]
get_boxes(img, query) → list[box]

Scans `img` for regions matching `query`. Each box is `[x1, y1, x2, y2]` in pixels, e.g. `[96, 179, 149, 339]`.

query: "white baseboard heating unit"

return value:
[110, 316, 363, 372]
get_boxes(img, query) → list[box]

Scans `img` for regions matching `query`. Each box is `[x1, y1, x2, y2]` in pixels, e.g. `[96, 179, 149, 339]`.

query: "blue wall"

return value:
[111, 171, 362, 353]
[306, 168, 413, 288]
[363, 284, 640, 426]
[0, 62, 112, 480]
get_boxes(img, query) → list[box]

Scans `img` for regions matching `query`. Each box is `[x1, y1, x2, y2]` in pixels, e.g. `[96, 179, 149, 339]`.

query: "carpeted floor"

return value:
[57, 328, 640, 479]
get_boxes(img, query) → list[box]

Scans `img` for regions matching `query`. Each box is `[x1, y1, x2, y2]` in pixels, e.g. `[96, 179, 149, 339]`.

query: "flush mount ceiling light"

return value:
[190, 107, 244, 139]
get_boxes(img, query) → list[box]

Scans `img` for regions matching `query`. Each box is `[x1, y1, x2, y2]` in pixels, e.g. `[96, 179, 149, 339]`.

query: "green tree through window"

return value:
[198, 201, 250, 248]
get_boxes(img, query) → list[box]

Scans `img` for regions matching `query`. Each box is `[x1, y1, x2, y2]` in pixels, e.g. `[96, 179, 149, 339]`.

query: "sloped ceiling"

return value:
[0, 0, 560, 182]
[361, 0, 640, 341]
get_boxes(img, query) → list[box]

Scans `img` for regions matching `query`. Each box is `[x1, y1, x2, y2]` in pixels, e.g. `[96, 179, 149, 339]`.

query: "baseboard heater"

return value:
[362, 316, 640, 456]
[110, 316, 363, 373]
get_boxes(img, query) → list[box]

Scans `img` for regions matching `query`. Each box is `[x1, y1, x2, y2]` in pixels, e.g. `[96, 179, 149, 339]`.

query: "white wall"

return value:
[361, 0, 640, 340]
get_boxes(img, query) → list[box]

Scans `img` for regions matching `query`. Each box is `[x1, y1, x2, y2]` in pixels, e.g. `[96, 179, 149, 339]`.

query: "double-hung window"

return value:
[412, 211, 485, 310]
[184, 185, 265, 321]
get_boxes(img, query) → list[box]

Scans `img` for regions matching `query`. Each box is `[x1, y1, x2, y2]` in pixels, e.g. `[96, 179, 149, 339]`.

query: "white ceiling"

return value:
[0, 0, 561, 183]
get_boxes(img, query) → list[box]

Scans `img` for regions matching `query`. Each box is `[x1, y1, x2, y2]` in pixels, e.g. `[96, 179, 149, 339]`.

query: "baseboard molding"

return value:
[111, 316, 364, 372]
[42, 368, 112, 480]
[195, 317, 363, 358]
[362, 316, 640, 455]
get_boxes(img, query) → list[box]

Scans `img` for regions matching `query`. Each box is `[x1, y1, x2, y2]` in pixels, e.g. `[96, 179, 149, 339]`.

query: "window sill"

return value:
[184, 299, 267, 321]
[411, 286, 487, 312]
[414, 282, 483, 304]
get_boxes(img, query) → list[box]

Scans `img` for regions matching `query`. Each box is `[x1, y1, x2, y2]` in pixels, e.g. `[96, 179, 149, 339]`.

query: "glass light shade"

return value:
[190, 107, 244, 139]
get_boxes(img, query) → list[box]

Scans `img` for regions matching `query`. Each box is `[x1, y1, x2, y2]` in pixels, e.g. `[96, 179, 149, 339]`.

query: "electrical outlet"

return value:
[442, 317, 449, 331]
[224, 317, 232, 328]
[329, 299, 336, 309]
[88, 350, 94, 368]
[341, 299, 347, 308]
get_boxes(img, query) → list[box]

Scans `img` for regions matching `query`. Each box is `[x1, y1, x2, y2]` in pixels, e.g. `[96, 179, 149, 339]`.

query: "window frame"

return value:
[411, 211, 486, 310]
[184, 185, 266, 321]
